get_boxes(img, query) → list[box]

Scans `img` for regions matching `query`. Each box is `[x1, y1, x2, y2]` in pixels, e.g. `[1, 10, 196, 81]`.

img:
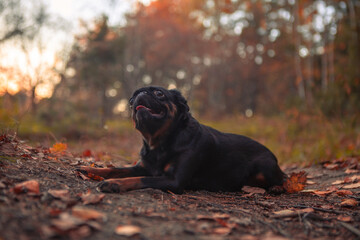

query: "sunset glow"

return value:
[0, 0, 157, 99]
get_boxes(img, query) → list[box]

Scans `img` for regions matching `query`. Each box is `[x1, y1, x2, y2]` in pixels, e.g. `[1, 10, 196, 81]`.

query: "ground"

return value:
[1, 134, 360, 240]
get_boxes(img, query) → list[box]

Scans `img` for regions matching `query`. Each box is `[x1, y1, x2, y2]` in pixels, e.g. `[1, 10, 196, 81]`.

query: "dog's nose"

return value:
[137, 91, 148, 97]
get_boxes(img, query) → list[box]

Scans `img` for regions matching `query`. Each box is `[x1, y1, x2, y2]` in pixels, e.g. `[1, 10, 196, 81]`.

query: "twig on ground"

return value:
[256, 218, 291, 238]
[283, 205, 345, 214]
[339, 222, 360, 238]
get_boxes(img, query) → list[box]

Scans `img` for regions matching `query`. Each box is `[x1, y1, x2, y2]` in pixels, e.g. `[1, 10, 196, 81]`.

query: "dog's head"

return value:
[129, 86, 189, 148]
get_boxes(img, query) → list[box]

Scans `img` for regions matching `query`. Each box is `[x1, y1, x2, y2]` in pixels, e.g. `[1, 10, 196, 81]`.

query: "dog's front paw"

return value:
[97, 180, 122, 193]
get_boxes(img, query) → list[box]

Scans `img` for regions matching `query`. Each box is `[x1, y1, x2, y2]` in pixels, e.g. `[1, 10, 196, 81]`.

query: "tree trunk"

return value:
[293, 1, 305, 99]
[321, 38, 328, 92]
[30, 86, 37, 114]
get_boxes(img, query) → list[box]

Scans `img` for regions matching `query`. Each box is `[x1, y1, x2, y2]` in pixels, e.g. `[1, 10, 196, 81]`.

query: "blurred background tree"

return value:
[1, 0, 359, 137]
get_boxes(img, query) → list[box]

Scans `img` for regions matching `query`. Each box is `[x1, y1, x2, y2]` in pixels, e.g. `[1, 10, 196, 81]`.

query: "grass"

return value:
[201, 114, 360, 165]
[3, 112, 359, 166]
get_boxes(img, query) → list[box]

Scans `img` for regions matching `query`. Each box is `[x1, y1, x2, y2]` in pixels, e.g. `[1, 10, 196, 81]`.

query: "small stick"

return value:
[339, 222, 360, 238]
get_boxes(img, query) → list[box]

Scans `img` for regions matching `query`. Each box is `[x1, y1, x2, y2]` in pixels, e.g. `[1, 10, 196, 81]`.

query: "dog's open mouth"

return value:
[136, 105, 164, 118]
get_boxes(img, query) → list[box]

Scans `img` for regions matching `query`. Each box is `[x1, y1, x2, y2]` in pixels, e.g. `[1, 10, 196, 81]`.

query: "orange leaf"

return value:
[283, 171, 307, 193]
[82, 149, 92, 157]
[72, 206, 106, 221]
[336, 190, 353, 196]
[50, 143, 67, 154]
[80, 191, 105, 205]
[87, 172, 104, 181]
[12, 180, 40, 194]
[340, 199, 358, 208]
[337, 215, 353, 222]
[115, 225, 141, 237]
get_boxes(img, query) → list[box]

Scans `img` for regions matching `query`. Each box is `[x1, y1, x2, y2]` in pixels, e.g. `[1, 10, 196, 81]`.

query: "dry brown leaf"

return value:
[335, 190, 353, 196]
[71, 206, 106, 221]
[115, 225, 141, 237]
[323, 163, 339, 170]
[80, 191, 105, 205]
[197, 213, 230, 221]
[12, 180, 40, 195]
[340, 199, 358, 208]
[312, 189, 336, 196]
[331, 179, 344, 185]
[213, 213, 231, 219]
[51, 212, 84, 231]
[271, 208, 314, 218]
[345, 169, 359, 174]
[242, 186, 266, 194]
[48, 189, 70, 201]
[349, 175, 360, 182]
[306, 180, 316, 185]
[343, 182, 360, 189]
[337, 215, 353, 222]
[283, 171, 307, 193]
[272, 209, 294, 217]
[86, 173, 104, 181]
[213, 227, 232, 235]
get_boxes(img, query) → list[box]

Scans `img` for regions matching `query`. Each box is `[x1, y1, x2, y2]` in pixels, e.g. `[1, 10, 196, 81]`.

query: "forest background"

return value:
[0, 0, 359, 165]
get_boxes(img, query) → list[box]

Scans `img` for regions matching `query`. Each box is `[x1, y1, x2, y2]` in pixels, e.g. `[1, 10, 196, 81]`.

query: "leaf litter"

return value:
[1, 134, 360, 239]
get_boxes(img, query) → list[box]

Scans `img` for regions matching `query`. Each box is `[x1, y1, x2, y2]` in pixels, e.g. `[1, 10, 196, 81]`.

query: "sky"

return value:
[0, 0, 153, 97]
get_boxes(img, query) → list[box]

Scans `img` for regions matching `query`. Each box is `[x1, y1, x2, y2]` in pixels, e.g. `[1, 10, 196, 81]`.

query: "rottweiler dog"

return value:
[77, 86, 286, 193]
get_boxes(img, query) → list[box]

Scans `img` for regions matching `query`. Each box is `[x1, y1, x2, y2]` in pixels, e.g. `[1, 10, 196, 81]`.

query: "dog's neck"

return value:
[140, 117, 173, 150]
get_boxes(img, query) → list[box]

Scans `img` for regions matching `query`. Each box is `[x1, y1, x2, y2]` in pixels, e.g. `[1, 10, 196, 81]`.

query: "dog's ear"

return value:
[169, 89, 189, 114]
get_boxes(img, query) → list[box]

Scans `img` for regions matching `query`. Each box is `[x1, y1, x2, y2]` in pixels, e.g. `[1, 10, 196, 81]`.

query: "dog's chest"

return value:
[142, 148, 175, 177]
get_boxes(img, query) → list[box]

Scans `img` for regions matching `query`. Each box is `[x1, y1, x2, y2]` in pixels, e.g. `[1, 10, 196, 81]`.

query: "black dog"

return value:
[77, 86, 286, 193]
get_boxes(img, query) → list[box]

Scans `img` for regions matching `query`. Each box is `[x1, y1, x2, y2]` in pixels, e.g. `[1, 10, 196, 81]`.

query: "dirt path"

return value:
[1, 135, 360, 240]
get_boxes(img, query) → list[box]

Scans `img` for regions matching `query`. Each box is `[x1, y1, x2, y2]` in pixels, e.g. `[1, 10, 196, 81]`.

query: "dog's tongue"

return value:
[136, 105, 147, 111]
[136, 105, 154, 113]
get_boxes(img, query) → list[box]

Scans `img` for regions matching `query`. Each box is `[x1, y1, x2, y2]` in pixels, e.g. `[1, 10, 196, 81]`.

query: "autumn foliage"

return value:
[283, 171, 307, 194]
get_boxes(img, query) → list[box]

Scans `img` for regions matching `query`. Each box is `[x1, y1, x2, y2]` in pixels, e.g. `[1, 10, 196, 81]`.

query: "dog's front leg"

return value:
[76, 162, 149, 179]
[98, 176, 184, 193]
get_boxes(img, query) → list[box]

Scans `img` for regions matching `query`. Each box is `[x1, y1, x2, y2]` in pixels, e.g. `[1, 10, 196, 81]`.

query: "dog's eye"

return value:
[154, 90, 164, 98]
[129, 98, 134, 106]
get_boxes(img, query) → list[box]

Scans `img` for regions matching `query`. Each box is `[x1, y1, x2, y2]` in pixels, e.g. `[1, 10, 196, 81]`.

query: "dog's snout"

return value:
[138, 91, 148, 97]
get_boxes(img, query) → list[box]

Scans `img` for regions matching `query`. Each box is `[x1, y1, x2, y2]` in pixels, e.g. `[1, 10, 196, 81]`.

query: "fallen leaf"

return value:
[213, 213, 231, 219]
[80, 191, 105, 205]
[77, 171, 91, 180]
[197, 213, 230, 221]
[12, 180, 40, 194]
[82, 149, 92, 157]
[312, 189, 336, 196]
[343, 182, 360, 189]
[283, 171, 307, 193]
[48, 189, 70, 201]
[51, 212, 84, 231]
[72, 206, 106, 221]
[337, 215, 353, 222]
[320, 204, 335, 210]
[340, 199, 358, 208]
[115, 225, 141, 237]
[349, 175, 360, 182]
[331, 180, 344, 185]
[86, 173, 104, 181]
[323, 163, 339, 170]
[50, 143, 67, 154]
[335, 190, 353, 196]
[76, 171, 104, 181]
[271, 208, 314, 218]
[231, 217, 252, 227]
[213, 227, 232, 235]
[345, 169, 358, 174]
[242, 186, 266, 194]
